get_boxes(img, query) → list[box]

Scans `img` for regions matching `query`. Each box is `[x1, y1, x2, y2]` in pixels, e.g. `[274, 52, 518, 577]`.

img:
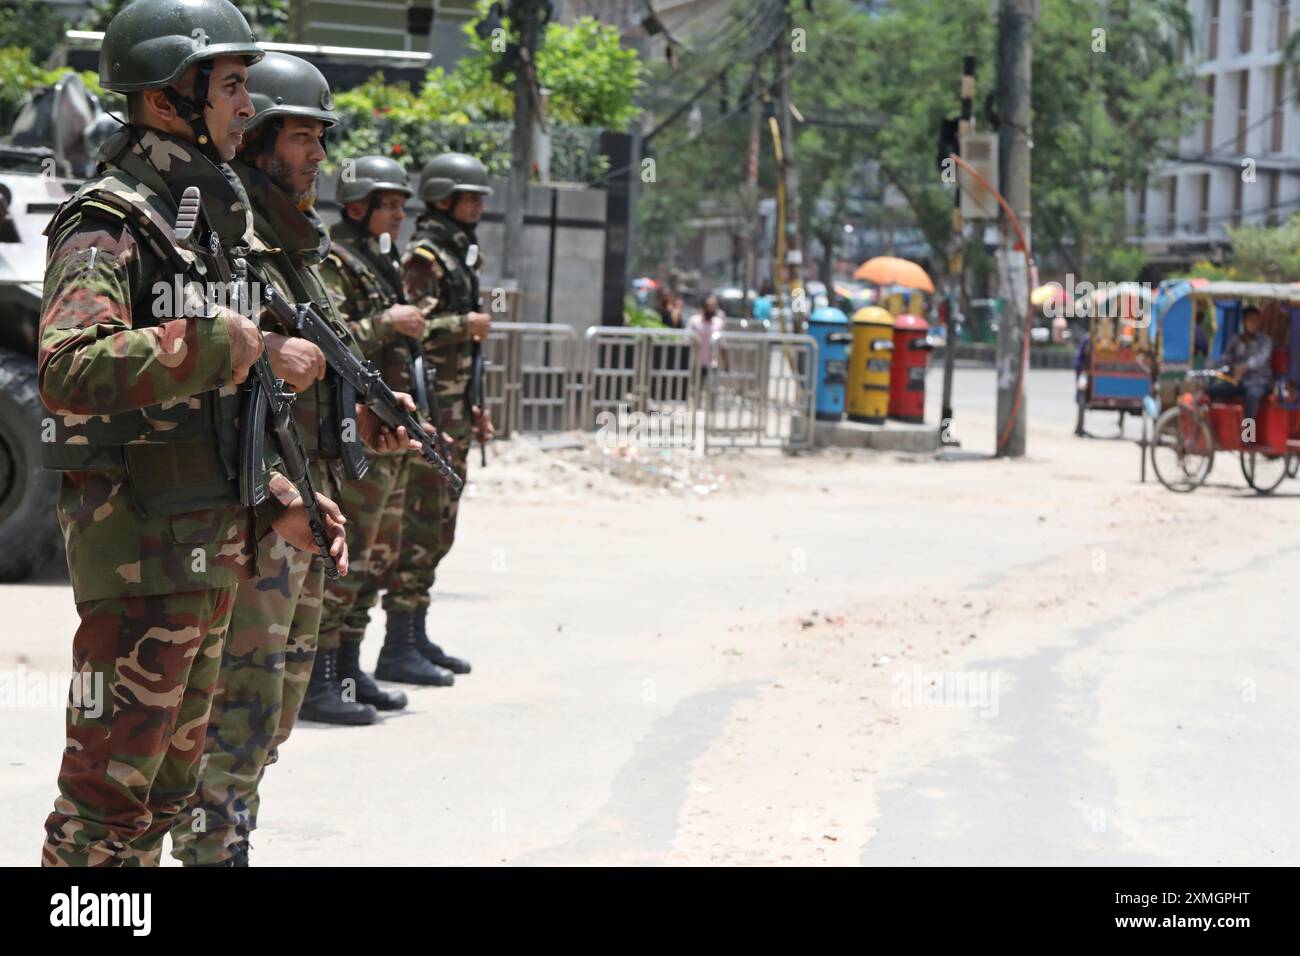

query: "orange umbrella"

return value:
[853, 256, 935, 293]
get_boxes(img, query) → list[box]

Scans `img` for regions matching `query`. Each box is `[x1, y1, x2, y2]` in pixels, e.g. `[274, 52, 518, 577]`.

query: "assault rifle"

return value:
[173, 186, 339, 578]
[240, 262, 464, 496]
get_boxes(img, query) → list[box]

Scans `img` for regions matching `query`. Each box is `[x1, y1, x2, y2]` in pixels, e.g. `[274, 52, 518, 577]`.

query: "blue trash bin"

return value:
[808, 306, 851, 420]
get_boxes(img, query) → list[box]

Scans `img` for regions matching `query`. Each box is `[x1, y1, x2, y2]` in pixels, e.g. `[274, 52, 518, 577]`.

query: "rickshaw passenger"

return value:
[1205, 306, 1273, 433]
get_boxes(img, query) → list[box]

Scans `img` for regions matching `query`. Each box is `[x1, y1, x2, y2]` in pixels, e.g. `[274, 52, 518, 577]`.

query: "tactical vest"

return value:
[409, 212, 482, 407]
[40, 141, 249, 517]
[326, 234, 415, 393]
[237, 163, 364, 463]
[410, 212, 479, 314]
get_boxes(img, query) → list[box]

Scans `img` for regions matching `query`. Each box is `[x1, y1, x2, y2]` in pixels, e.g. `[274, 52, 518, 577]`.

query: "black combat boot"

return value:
[298, 648, 378, 725]
[412, 610, 472, 675]
[375, 611, 455, 686]
[337, 639, 408, 711]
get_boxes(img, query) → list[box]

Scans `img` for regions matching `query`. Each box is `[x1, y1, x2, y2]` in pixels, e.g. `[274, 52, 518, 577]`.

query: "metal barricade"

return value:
[704, 332, 817, 451]
[483, 322, 579, 437]
[479, 325, 813, 451]
[581, 327, 700, 443]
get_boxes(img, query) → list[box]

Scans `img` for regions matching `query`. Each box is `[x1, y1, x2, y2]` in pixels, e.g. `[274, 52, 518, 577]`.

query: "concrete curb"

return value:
[813, 419, 942, 453]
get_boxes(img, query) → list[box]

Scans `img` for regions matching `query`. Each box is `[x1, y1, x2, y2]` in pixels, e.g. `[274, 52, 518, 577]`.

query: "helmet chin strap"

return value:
[162, 61, 223, 164]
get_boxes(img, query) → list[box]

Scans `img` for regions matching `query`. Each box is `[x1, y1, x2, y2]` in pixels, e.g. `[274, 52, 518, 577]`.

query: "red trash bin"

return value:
[889, 314, 932, 423]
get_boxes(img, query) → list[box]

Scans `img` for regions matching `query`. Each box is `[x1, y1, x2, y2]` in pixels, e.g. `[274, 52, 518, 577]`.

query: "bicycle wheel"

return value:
[1151, 405, 1214, 492]
[1240, 450, 1288, 494]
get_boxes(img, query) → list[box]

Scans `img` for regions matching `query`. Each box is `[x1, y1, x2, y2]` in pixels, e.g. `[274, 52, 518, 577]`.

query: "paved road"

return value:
[2, 367, 1296, 865]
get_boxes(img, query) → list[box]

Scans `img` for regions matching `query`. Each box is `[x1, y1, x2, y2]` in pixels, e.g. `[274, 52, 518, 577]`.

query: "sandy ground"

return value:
[1, 367, 1297, 865]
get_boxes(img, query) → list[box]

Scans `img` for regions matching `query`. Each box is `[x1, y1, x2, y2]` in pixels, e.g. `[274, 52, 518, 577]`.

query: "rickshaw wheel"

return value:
[1287, 454, 1300, 479]
[1151, 405, 1214, 492]
[1240, 451, 1288, 494]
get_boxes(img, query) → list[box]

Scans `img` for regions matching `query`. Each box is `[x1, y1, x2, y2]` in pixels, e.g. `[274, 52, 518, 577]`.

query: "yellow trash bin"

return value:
[848, 306, 895, 424]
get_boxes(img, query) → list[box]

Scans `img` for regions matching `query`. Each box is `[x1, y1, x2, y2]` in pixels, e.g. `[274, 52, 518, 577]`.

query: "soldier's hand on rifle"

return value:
[272, 491, 349, 576]
[264, 332, 327, 392]
[473, 405, 495, 444]
[467, 311, 492, 342]
[384, 304, 428, 338]
[222, 309, 266, 385]
[355, 392, 436, 453]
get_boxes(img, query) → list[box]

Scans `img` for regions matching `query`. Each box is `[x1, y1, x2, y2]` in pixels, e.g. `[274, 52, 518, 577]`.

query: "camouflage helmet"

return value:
[245, 51, 337, 135]
[419, 152, 493, 204]
[335, 155, 413, 205]
[99, 0, 263, 93]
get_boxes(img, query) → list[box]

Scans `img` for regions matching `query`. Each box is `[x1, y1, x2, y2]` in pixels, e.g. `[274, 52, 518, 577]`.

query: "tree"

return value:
[452, 3, 643, 128]
[0, 0, 68, 63]
[633, 0, 1201, 293]
[330, 8, 643, 178]
[1032, 0, 1199, 281]
[1199, 215, 1300, 282]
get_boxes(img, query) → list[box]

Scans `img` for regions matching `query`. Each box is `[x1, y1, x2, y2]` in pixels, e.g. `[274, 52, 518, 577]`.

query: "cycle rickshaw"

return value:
[1147, 282, 1300, 493]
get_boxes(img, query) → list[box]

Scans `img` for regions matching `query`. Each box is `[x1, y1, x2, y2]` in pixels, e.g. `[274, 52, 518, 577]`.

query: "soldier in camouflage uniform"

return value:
[38, 0, 347, 867]
[384, 153, 496, 676]
[170, 53, 415, 866]
[307, 154, 454, 716]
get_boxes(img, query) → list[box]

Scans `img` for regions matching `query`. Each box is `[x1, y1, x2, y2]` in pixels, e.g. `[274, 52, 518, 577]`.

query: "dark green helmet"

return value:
[419, 152, 493, 204]
[336, 155, 412, 205]
[245, 52, 337, 134]
[99, 0, 263, 93]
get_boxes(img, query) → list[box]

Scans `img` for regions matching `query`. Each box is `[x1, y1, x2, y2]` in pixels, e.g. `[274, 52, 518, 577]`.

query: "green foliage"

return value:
[331, 8, 640, 180]
[1032, 0, 1200, 281]
[0, 0, 68, 63]
[455, 2, 643, 128]
[624, 296, 665, 328]
[635, 0, 1199, 290]
[1219, 216, 1300, 282]
[0, 48, 61, 131]
[329, 71, 601, 180]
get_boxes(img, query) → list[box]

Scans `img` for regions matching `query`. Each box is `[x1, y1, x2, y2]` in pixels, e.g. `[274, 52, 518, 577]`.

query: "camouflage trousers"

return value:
[168, 462, 334, 866]
[319, 452, 409, 652]
[42, 587, 236, 866]
[383, 424, 471, 614]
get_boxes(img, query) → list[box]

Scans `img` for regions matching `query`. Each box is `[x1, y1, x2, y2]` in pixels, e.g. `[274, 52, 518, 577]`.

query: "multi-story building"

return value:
[287, 0, 477, 61]
[1134, 0, 1300, 269]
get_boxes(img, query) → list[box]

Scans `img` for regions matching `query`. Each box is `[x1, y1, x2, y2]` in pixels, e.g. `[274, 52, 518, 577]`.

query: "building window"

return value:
[1208, 0, 1220, 59]
[1267, 171, 1281, 225]
[1233, 175, 1244, 225]
[1277, 1, 1291, 50]
[1237, 70, 1250, 154]
[1272, 66, 1285, 153]
[1137, 184, 1148, 235]
[1168, 175, 1179, 234]
[1204, 74, 1216, 152]
[1241, 0, 1254, 53]
[1199, 172, 1212, 234]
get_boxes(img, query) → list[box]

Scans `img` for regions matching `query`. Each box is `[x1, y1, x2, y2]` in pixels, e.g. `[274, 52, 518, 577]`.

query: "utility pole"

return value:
[501, 0, 548, 286]
[742, 65, 763, 305]
[994, 0, 1035, 458]
[775, 3, 805, 330]
[941, 55, 975, 447]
